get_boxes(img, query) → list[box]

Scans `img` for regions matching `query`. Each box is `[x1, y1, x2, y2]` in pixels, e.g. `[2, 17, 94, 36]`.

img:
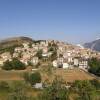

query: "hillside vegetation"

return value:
[0, 37, 33, 53]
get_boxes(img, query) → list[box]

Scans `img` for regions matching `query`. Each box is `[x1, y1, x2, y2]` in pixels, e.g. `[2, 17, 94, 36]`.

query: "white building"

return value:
[79, 60, 88, 70]
[74, 58, 79, 66]
[33, 46, 39, 51]
[63, 63, 69, 69]
[20, 59, 28, 65]
[31, 57, 39, 65]
[0, 59, 4, 66]
[43, 47, 48, 53]
[68, 57, 73, 63]
[22, 52, 31, 60]
[13, 52, 19, 58]
[34, 83, 43, 89]
[67, 51, 71, 57]
[14, 47, 22, 53]
[23, 42, 29, 49]
[32, 44, 35, 48]
[42, 53, 48, 57]
[58, 46, 63, 52]
[63, 53, 68, 59]
[48, 52, 53, 57]
[40, 41, 46, 46]
[0, 52, 11, 61]
[52, 60, 58, 68]
[57, 57, 64, 63]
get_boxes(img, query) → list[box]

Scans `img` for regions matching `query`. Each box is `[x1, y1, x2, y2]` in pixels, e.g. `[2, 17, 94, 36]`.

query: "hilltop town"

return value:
[0, 38, 100, 72]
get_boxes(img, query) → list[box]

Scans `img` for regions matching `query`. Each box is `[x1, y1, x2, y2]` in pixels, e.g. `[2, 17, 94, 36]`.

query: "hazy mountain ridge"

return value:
[84, 39, 100, 51]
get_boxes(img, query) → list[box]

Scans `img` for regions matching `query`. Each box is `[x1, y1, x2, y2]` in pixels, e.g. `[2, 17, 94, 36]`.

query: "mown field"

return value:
[0, 68, 95, 82]
[0, 70, 25, 81]
[54, 68, 94, 82]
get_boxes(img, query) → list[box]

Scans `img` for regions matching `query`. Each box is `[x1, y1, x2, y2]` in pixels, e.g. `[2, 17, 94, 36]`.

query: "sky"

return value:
[0, 0, 100, 44]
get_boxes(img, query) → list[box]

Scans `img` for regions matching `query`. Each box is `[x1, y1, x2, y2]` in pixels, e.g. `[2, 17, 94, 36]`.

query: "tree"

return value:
[29, 43, 32, 48]
[8, 82, 29, 100]
[88, 58, 100, 76]
[0, 81, 9, 91]
[29, 72, 41, 86]
[23, 72, 30, 83]
[27, 61, 33, 66]
[50, 50, 57, 61]
[2, 60, 13, 70]
[2, 58, 26, 70]
[0, 44, 23, 54]
[90, 79, 100, 90]
[36, 50, 43, 59]
[12, 58, 26, 70]
[38, 77, 69, 100]
[23, 72, 41, 86]
[48, 47, 54, 52]
[73, 80, 96, 100]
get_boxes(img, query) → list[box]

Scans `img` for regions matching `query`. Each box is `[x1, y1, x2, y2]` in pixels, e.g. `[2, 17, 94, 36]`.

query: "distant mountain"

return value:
[0, 36, 34, 50]
[84, 39, 100, 51]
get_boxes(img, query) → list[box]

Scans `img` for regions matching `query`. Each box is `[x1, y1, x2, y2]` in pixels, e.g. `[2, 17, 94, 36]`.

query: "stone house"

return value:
[31, 57, 39, 65]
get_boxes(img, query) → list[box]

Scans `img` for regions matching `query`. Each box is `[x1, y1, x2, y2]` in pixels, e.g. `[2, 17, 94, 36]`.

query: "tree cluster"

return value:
[36, 50, 43, 59]
[23, 72, 41, 86]
[2, 58, 26, 70]
[38, 77, 69, 100]
[88, 58, 100, 76]
[72, 80, 96, 100]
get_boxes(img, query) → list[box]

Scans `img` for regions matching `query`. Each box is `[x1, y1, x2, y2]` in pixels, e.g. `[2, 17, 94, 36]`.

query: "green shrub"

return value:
[23, 72, 41, 86]
[2, 60, 13, 70]
[88, 58, 100, 76]
[0, 81, 9, 91]
[29, 72, 41, 85]
[2, 58, 26, 70]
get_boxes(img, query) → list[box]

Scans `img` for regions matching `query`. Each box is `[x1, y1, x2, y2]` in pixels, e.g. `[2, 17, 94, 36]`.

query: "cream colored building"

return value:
[63, 63, 69, 69]
[52, 60, 58, 68]
[31, 57, 39, 65]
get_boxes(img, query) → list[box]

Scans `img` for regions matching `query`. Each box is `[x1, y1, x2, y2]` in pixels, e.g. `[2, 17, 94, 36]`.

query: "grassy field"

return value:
[0, 70, 26, 81]
[0, 68, 95, 82]
[54, 68, 94, 82]
[40, 68, 95, 83]
[0, 68, 99, 100]
[0, 83, 41, 100]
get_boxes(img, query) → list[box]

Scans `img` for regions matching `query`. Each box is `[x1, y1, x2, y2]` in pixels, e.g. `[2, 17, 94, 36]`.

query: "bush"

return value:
[72, 80, 96, 100]
[50, 50, 57, 61]
[36, 50, 43, 59]
[27, 61, 33, 66]
[2, 60, 13, 70]
[90, 79, 100, 90]
[8, 82, 29, 100]
[23, 72, 30, 83]
[29, 72, 41, 85]
[2, 58, 26, 70]
[12, 58, 26, 70]
[0, 81, 9, 91]
[88, 58, 100, 76]
[23, 72, 41, 86]
[38, 77, 69, 100]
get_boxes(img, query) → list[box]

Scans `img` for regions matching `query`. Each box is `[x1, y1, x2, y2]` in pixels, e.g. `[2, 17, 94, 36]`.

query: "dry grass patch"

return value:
[41, 68, 95, 83]
[0, 70, 25, 81]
